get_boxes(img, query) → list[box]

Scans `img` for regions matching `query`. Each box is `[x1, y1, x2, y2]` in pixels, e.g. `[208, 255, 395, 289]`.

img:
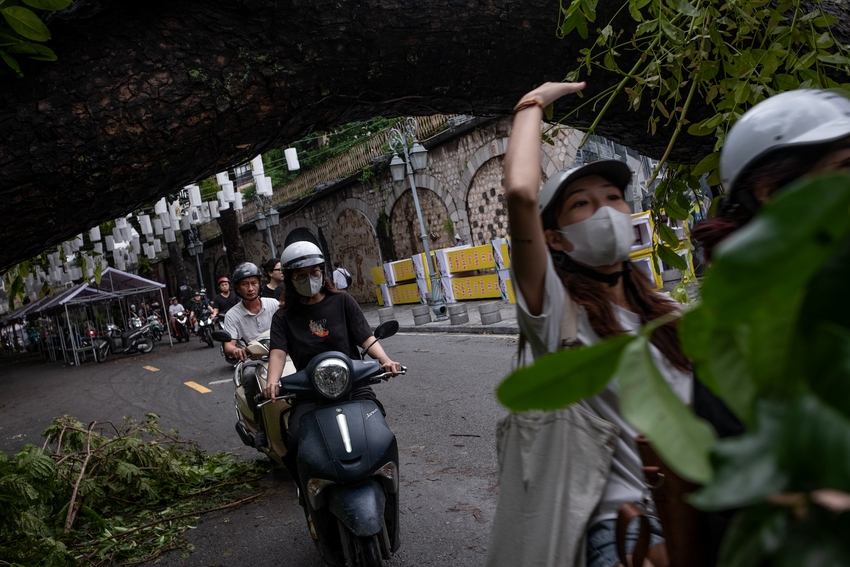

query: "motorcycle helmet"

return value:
[721, 89, 850, 194]
[231, 262, 263, 284]
[217, 276, 229, 285]
[199, 288, 207, 297]
[280, 241, 324, 271]
[538, 160, 632, 219]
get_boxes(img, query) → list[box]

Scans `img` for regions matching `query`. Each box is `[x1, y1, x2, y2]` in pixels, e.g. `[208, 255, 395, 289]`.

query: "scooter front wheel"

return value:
[95, 343, 109, 363]
[357, 535, 385, 567]
[137, 338, 154, 354]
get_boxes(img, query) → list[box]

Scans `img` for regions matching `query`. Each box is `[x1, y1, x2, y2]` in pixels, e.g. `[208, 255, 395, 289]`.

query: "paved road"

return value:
[0, 332, 521, 566]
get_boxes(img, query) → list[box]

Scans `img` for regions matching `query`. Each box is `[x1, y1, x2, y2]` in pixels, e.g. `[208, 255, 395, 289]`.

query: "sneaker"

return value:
[254, 428, 267, 448]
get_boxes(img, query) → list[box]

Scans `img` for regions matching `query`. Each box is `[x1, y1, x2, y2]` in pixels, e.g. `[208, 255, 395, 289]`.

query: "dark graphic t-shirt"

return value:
[269, 292, 372, 371]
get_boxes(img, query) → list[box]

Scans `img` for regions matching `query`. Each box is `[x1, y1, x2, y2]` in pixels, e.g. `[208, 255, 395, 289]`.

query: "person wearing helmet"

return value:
[692, 89, 850, 260]
[260, 258, 285, 300]
[211, 276, 240, 326]
[262, 240, 403, 483]
[485, 82, 691, 567]
[188, 289, 217, 339]
[222, 262, 281, 447]
[168, 296, 186, 337]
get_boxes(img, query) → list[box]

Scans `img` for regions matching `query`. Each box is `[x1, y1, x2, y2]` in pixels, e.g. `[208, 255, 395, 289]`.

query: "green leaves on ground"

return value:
[0, 0, 69, 78]
[0, 414, 268, 567]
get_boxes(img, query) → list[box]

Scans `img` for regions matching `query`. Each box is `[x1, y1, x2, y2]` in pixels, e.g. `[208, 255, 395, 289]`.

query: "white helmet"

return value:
[280, 241, 324, 270]
[721, 89, 850, 193]
[538, 160, 632, 217]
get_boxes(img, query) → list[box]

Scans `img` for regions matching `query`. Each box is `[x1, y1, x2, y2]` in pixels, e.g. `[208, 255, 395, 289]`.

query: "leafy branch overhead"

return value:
[556, 0, 850, 266]
[0, 0, 70, 78]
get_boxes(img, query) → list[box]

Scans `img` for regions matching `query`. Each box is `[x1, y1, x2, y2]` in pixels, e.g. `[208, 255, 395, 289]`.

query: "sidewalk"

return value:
[359, 299, 519, 335]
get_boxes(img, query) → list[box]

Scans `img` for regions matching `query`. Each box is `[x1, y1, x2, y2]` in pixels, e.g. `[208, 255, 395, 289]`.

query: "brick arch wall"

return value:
[389, 186, 454, 260]
[330, 199, 381, 303]
[467, 156, 509, 246]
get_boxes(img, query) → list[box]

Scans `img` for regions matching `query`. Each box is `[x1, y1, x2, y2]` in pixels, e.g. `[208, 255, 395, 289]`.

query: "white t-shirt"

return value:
[222, 298, 280, 343]
[168, 303, 184, 318]
[333, 268, 351, 290]
[513, 254, 692, 526]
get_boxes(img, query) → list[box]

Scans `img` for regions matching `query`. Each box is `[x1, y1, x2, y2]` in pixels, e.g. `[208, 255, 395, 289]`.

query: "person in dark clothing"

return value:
[260, 258, 284, 300]
[263, 241, 402, 483]
[188, 289, 216, 337]
[211, 276, 240, 326]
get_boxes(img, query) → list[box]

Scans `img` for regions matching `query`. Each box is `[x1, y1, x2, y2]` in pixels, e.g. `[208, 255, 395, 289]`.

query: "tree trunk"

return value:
[166, 241, 193, 303]
[0, 0, 847, 271]
[216, 207, 246, 272]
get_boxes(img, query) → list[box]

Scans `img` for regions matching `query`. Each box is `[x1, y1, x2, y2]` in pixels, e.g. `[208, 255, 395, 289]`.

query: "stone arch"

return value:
[384, 173, 459, 259]
[330, 198, 382, 303]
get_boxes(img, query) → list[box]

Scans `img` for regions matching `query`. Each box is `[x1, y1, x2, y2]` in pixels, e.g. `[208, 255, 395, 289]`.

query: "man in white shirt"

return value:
[332, 261, 351, 291]
[222, 262, 280, 448]
[167, 297, 185, 337]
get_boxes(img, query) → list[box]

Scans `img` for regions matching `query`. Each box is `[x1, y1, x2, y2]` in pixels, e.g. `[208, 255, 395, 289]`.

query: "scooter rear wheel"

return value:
[137, 338, 154, 354]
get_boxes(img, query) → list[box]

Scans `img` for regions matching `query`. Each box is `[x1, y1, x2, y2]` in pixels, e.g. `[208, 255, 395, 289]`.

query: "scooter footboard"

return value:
[328, 479, 386, 537]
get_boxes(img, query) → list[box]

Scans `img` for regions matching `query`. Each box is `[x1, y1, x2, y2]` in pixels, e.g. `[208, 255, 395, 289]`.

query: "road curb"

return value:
[397, 325, 519, 335]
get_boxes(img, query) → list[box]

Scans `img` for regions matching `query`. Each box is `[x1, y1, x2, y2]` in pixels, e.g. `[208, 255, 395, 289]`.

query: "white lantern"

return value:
[233, 192, 243, 211]
[221, 180, 235, 203]
[216, 172, 229, 185]
[153, 239, 162, 253]
[63, 242, 73, 257]
[285, 147, 300, 171]
[122, 226, 133, 243]
[89, 226, 101, 241]
[145, 245, 156, 260]
[105, 235, 114, 251]
[139, 214, 153, 235]
[256, 175, 273, 196]
[115, 217, 127, 229]
[131, 236, 141, 254]
[251, 155, 264, 175]
[217, 191, 230, 211]
[186, 184, 202, 207]
[164, 228, 176, 243]
[111, 227, 123, 244]
[94, 242, 103, 254]
[189, 207, 201, 224]
[200, 202, 211, 219]
[170, 200, 181, 222]
[181, 215, 191, 230]
[159, 212, 171, 229]
[153, 218, 163, 235]
[154, 197, 168, 215]
[210, 200, 220, 218]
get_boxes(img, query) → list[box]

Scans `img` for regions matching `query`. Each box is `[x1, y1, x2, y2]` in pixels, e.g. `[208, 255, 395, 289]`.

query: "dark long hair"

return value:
[693, 141, 841, 260]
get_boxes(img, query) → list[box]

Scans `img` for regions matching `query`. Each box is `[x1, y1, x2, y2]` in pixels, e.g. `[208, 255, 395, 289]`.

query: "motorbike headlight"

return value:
[311, 358, 349, 400]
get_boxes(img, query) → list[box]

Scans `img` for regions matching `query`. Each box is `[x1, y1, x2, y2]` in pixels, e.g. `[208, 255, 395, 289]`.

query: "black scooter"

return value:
[94, 323, 154, 362]
[197, 308, 215, 348]
[256, 321, 405, 567]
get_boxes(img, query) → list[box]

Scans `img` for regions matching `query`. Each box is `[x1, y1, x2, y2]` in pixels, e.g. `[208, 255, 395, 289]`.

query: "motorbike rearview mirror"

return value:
[374, 320, 398, 340]
[211, 330, 232, 343]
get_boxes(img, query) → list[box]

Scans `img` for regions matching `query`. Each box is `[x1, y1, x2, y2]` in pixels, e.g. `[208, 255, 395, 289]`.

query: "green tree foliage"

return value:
[557, 0, 850, 264]
[497, 172, 850, 562]
[0, 414, 265, 566]
[0, 0, 71, 78]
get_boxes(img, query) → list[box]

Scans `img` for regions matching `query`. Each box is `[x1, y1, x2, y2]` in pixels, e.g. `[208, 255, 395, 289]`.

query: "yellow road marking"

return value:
[143, 365, 159, 372]
[184, 381, 212, 393]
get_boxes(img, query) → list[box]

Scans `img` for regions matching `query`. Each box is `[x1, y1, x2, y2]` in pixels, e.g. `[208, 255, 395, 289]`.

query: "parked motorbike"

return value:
[94, 323, 154, 362]
[172, 310, 191, 343]
[146, 314, 164, 342]
[197, 308, 215, 348]
[215, 321, 406, 567]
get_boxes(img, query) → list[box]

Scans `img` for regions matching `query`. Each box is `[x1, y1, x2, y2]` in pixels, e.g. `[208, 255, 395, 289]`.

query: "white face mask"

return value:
[293, 274, 323, 297]
[558, 206, 634, 267]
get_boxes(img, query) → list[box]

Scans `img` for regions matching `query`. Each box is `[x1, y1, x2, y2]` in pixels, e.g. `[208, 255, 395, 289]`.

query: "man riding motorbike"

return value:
[222, 262, 280, 447]
[211, 276, 240, 327]
[188, 289, 217, 340]
[167, 296, 186, 338]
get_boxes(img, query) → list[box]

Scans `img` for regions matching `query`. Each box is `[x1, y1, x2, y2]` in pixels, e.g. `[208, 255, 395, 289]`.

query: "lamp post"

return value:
[388, 117, 448, 321]
[186, 227, 204, 288]
[254, 194, 280, 258]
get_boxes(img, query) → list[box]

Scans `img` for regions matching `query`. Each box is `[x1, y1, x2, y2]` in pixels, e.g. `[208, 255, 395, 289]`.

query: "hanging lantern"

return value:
[181, 215, 191, 230]
[250, 155, 264, 175]
[221, 180, 235, 202]
[153, 239, 162, 253]
[217, 191, 230, 211]
[89, 226, 101, 241]
[153, 218, 163, 235]
[115, 217, 128, 229]
[200, 202, 211, 219]
[186, 184, 202, 207]
[164, 228, 176, 243]
[131, 236, 141, 254]
[159, 212, 171, 229]
[94, 242, 103, 254]
[139, 214, 153, 235]
[104, 235, 114, 251]
[145, 245, 156, 260]
[154, 197, 168, 215]
[285, 147, 300, 171]
[216, 172, 229, 185]
[210, 200, 221, 218]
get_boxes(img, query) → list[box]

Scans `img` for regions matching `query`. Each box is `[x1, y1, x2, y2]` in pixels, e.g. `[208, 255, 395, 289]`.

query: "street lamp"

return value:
[254, 195, 280, 258]
[388, 117, 448, 321]
[187, 226, 204, 288]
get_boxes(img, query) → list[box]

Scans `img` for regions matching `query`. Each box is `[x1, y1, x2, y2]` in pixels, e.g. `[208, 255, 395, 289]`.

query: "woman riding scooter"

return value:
[262, 241, 403, 483]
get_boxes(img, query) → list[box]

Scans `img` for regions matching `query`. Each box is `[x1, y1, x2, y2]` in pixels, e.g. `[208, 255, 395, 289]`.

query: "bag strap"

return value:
[559, 292, 581, 349]
[617, 503, 651, 567]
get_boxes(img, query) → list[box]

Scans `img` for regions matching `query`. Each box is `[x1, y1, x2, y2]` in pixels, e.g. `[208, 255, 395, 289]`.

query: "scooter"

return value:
[146, 314, 164, 342]
[197, 308, 215, 348]
[248, 321, 406, 567]
[94, 323, 154, 362]
[172, 310, 191, 343]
